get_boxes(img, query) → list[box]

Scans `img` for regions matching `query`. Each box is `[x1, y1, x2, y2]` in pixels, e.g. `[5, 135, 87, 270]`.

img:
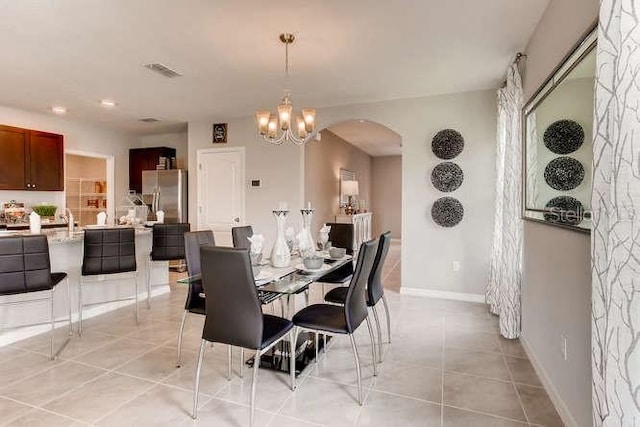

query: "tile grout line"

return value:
[443, 403, 531, 425]
[503, 352, 531, 425]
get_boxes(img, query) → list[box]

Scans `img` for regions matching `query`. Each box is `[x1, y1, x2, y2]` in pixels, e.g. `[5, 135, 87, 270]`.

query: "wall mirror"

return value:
[339, 168, 356, 207]
[523, 26, 596, 233]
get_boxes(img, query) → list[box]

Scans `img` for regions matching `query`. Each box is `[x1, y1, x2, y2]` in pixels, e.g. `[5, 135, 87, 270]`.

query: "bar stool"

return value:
[192, 246, 294, 427]
[176, 230, 215, 367]
[0, 235, 71, 360]
[79, 228, 138, 335]
[231, 225, 253, 250]
[146, 223, 190, 308]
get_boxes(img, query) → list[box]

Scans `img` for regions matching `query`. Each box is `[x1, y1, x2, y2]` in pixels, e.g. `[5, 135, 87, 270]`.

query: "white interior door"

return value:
[197, 147, 245, 246]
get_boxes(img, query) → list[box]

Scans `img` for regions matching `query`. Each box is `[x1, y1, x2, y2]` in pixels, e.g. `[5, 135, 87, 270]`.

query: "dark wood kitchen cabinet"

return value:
[0, 125, 64, 191]
[129, 147, 176, 194]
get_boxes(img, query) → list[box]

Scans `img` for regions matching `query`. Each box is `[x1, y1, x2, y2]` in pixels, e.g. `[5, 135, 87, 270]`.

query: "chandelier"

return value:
[255, 33, 316, 145]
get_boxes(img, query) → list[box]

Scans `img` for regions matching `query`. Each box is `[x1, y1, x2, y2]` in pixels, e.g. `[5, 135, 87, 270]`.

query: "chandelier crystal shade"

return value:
[256, 33, 316, 145]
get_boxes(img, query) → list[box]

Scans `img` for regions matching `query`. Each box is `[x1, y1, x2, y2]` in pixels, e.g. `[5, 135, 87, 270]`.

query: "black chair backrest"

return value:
[344, 239, 378, 333]
[82, 228, 136, 276]
[231, 226, 253, 250]
[184, 230, 216, 277]
[200, 246, 264, 350]
[367, 231, 391, 304]
[151, 223, 190, 261]
[0, 235, 53, 295]
[327, 223, 354, 255]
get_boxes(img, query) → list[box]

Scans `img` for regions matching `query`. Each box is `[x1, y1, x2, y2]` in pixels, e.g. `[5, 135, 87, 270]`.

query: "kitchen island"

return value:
[0, 227, 170, 346]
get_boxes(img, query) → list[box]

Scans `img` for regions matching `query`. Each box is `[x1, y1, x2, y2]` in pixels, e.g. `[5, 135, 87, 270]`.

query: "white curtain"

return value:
[486, 63, 523, 339]
[592, 1, 640, 424]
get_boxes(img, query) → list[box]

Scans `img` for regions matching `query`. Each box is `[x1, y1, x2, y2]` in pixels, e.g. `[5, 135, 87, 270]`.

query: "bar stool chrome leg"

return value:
[289, 329, 296, 391]
[240, 348, 244, 378]
[227, 345, 232, 380]
[382, 294, 391, 343]
[146, 255, 152, 309]
[78, 278, 83, 336]
[49, 288, 55, 360]
[250, 351, 261, 427]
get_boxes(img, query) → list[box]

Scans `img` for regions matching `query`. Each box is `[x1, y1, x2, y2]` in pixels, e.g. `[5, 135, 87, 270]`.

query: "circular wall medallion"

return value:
[544, 157, 585, 191]
[431, 197, 464, 227]
[431, 162, 464, 192]
[432, 129, 464, 159]
[543, 196, 584, 225]
[543, 120, 584, 154]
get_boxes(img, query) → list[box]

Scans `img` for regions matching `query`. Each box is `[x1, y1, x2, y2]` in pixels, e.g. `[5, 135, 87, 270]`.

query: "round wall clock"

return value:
[432, 129, 464, 160]
[543, 119, 584, 154]
[431, 197, 464, 227]
[544, 156, 585, 191]
[431, 162, 464, 192]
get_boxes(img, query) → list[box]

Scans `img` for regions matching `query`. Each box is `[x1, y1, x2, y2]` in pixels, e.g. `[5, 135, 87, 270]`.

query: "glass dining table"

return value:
[177, 253, 353, 376]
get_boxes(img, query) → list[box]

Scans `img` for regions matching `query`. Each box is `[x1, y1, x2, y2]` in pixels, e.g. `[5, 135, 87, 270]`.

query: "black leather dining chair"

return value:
[176, 230, 215, 367]
[325, 231, 392, 361]
[0, 235, 71, 359]
[291, 239, 378, 405]
[318, 222, 355, 285]
[147, 223, 190, 309]
[79, 228, 137, 335]
[231, 225, 253, 250]
[192, 246, 294, 427]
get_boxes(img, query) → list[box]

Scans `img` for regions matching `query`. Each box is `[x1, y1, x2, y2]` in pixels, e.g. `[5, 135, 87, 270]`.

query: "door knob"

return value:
[234, 217, 240, 223]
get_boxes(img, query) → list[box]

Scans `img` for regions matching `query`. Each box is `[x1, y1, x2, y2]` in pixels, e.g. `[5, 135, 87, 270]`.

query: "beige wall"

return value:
[371, 156, 401, 238]
[190, 89, 497, 298]
[66, 154, 107, 180]
[520, 0, 597, 426]
[304, 130, 372, 231]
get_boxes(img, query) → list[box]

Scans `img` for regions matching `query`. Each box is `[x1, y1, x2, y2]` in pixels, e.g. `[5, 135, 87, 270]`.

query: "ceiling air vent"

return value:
[144, 63, 182, 78]
[139, 118, 160, 123]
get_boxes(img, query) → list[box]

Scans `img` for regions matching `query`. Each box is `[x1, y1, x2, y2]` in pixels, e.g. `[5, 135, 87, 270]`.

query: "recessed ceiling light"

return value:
[100, 99, 117, 108]
[358, 119, 366, 123]
[51, 106, 67, 115]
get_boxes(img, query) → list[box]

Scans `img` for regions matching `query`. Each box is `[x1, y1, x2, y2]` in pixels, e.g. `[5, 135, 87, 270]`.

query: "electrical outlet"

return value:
[452, 261, 460, 272]
[561, 335, 568, 361]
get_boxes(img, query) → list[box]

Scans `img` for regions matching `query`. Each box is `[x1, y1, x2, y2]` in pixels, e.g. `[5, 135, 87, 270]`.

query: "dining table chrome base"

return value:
[246, 331, 330, 377]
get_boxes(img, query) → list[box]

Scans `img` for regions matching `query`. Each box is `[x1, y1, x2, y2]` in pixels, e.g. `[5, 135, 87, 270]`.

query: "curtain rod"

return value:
[501, 52, 527, 88]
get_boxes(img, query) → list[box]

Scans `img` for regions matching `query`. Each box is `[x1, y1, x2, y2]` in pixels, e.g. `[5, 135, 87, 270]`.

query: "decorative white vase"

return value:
[299, 208, 315, 258]
[271, 209, 291, 268]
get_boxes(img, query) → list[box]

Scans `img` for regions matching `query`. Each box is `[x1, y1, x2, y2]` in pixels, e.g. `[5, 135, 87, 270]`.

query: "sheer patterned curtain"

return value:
[486, 63, 523, 339]
[592, 1, 640, 424]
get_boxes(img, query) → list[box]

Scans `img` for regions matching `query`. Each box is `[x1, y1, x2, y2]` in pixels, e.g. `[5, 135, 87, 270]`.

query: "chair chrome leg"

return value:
[315, 332, 319, 363]
[289, 329, 296, 391]
[240, 348, 244, 378]
[227, 345, 232, 380]
[176, 310, 188, 367]
[146, 255, 152, 309]
[349, 333, 363, 405]
[78, 278, 83, 336]
[66, 278, 72, 336]
[50, 289, 55, 360]
[250, 350, 261, 427]
[133, 275, 139, 325]
[323, 333, 327, 354]
[365, 317, 377, 376]
[381, 294, 391, 343]
[291, 327, 298, 390]
[371, 305, 383, 362]
[192, 339, 206, 419]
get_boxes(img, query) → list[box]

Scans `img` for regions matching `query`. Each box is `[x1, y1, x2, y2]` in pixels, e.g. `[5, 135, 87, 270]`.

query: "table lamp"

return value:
[342, 180, 359, 215]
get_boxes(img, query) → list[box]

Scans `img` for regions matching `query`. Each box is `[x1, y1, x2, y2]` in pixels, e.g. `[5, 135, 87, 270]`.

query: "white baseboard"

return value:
[400, 287, 485, 303]
[0, 285, 170, 347]
[520, 337, 579, 427]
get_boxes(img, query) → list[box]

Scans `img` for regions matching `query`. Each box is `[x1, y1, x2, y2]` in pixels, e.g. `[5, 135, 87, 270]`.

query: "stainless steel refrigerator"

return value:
[141, 170, 188, 223]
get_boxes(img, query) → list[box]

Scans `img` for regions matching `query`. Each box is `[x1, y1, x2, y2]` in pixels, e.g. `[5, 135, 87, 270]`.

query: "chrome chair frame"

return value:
[0, 277, 72, 360]
[192, 330, 296, 426]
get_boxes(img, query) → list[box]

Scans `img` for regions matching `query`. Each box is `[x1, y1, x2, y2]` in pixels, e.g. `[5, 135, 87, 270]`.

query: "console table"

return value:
[335, 212, 372, 252]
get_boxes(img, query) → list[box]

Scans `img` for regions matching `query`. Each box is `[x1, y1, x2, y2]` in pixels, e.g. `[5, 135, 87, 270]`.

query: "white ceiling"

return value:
[328, 120, 402, 156]
[0, 0, 549, 135]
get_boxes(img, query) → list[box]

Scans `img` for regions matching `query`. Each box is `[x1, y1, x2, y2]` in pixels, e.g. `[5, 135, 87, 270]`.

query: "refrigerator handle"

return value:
[153, 190, 159, 213]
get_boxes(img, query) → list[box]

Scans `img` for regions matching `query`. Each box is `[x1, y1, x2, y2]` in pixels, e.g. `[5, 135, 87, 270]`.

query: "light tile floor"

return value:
[0, 241, 564, 426]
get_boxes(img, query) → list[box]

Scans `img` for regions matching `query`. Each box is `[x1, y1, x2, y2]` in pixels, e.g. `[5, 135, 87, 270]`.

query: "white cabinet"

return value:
[335, 212, 373, 252]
